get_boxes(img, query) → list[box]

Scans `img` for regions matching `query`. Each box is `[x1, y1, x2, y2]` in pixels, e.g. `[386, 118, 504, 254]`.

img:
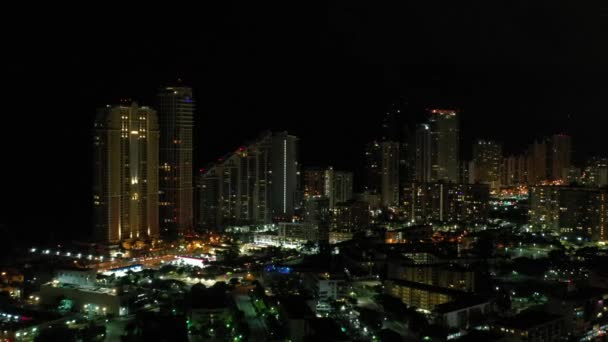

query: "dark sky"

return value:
[2, 3, 606, 242]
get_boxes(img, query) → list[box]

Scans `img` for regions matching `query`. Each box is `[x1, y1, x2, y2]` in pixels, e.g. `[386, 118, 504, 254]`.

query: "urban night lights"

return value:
[2, 4, 604, 342]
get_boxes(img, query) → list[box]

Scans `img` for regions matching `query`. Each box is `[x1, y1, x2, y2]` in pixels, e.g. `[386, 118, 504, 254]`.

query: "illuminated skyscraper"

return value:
[304, 196, 331, 254]
[415, 123, 432, 183]
[332, 171, 354, 206]
[472, 140, 502, 188]
[271, 131, 299, 219]
[93, 102, 159, 243]
[157, 85, 194, 238]
[303, 167, 353, 208]
[198, 131, 298, 227]
[527, 140, 548, 184]
[583, 157, 608, 187]
[529, 186, 607, 240]
[303, 168, 326, 198]
[404, 182, 490, 224]
[502, 155, 527, 186]
[428, 109, 460, 183]
[364, 141, 382, 194]
[550, 134, 572, 182]
[381, 141, 400, 207]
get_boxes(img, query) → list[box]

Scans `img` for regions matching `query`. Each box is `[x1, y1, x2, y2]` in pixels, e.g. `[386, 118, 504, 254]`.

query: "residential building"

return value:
[93, 102, 159, 243]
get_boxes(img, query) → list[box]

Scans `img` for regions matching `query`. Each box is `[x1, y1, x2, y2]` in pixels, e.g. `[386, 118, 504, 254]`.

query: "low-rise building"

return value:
[529, 185, 608, 240]
[432, 297, 492, 329]
[490, 310, 565, 342]
[301, 272, 346, 311]
[385, 225, 433, 244]
[279, 222, 318, 242]
[55, 268, 97, 286]
[384, 279, 464, 312]
[544, 287, 608, 338]
[0, 308, 63, 342]
[387, 252, 476, 292]
[39, 282, 133, 316]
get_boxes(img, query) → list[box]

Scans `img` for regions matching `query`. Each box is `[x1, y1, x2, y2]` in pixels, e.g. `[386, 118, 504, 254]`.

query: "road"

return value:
[94, 255, 177, 271]
[233, 287, 267, 342]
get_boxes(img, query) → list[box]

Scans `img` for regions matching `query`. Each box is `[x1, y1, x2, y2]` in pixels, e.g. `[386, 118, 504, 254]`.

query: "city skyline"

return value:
[1, 5, 608, 342]
[1, 5, 605, 241]
[1, 82, 605, 243]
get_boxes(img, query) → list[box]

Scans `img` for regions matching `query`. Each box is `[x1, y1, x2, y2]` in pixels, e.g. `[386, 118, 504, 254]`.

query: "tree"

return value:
[82, 323, 106, 341]
[35, 327, 77, 342]
[548, 249, 568, 264]
[472, 235, 494, 259]
[301, 241, 316, 254]
[375, 294, 408, 320]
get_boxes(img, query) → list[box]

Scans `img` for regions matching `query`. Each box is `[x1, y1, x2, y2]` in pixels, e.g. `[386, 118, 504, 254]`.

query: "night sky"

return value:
[2, 3, 605, 242]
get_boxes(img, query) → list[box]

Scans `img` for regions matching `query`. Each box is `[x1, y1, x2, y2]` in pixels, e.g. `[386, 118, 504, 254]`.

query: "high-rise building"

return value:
[271, 131, 299, 220]
[157, 85, 194, 238]
[381, 141, 400, 207]
[304, 196, 330, 253]
[519, 155, 528, 185]
[529, 186, 608, 240]
[333, 171, 353, 205]
[565, 166, 582, 185]
[324, 168, 354, 208]
[502, 155, 529, 187]
[304, 167, 353, 208]
[404, 182, 490, 224]
[333, 200, 371, 233]
[93, 102, 159, 243]
[415, 124, 432, 183]
[582, 157, 608, 187]
[303, 168, 325, 198]
[527, 140, 548, 184]
[472, 140, 502, 189]
[198, 131, 298, 227]
[382, 97, 410, 142]
[364, 141, 382, 194]
[428, 109, 460, 183]
[382, 98, 417, 198]
[549, 134, 572, 182]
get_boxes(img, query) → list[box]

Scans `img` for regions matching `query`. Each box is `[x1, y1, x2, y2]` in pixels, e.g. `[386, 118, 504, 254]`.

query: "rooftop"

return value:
[386, 279, 467, 297]
[433, 296, 491, 314]
[44, 282, 118, 296]
[494, 310, 563, 330]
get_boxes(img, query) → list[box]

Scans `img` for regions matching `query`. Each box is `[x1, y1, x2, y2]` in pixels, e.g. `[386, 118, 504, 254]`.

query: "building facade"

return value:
[93, 102, 159, 243]
[157, 86, 195, 238]
[549, 134, 572, 182]
[415, 123, 433, 183]
[303, 167, 353, 208]
[429, 109, 460, 183]
[472, 140, 502, 189]
[381, 141, 400, 207]
[403, 182, 490, 224]
[303, 168, 325, 198]
[582, 157, 608, 187]
[364, 141, 382, 194]
[198, 131, 298, 228]
[529, 186, 608, 240]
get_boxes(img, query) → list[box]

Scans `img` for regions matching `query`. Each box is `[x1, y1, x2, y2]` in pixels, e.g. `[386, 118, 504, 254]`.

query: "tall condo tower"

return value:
[93, 102, 159, 243]
[157, 85, 195, 238]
